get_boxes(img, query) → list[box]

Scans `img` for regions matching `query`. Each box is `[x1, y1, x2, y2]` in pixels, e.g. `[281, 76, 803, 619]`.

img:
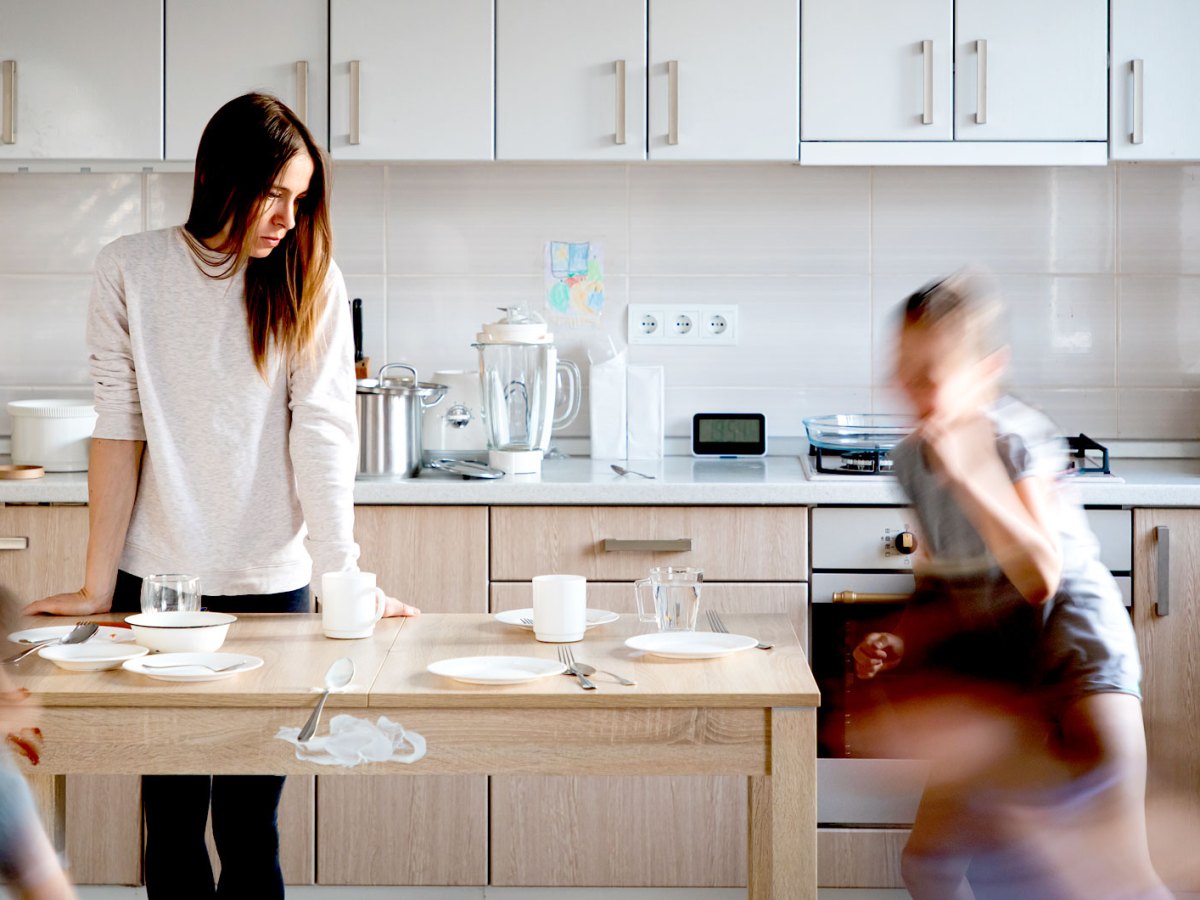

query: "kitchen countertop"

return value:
[4, 455, 1200, 506]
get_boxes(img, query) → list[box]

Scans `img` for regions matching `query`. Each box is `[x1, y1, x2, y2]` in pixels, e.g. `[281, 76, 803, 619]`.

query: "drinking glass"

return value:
[140, 574, 202, 614]
[634, 567, 703, 632]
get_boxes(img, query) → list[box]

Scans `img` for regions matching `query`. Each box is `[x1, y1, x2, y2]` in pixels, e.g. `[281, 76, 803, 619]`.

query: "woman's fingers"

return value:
[382, 596, 421, 618]
[23, 591, 101, 617]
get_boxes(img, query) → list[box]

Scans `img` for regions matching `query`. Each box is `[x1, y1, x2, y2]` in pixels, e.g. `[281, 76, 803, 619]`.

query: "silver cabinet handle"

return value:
[1155, 525, 1169, 616]
[0, 537, 29, 551]
[2, 60, 15, 145]
[832, 591, 909, 605]
[921, 40, 933, 125]
[295, 60, 309, 123]
[603, 538, 692, 553]
[1131, 58, 1144, 145]
[667, 59, 679, 145]
[614, 59, 626, 145]
[975, 39, 988, 125]
[349, 59, 361, 146]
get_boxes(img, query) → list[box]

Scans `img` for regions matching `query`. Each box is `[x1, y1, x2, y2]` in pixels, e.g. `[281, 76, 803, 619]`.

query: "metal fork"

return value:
[707, 609, 773, 650]
[140, 660, 250, 673]
[557, 645, 595, 690]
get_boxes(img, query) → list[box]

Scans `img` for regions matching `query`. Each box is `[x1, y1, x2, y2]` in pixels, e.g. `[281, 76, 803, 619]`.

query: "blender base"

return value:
[489, 448, 544, 476]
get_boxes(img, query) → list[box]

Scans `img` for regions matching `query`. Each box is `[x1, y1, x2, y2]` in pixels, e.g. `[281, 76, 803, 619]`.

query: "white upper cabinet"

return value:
[955, 0, 1106, 141]
[648, 0, 798, 160]
[332, 0, 493, 160]
[496, 0, 645, 161]
[0, 0, 162, 159]
[1111, 0, 1200, 160]
[801, 0, 952, 142]
[165, 0, 328, 161]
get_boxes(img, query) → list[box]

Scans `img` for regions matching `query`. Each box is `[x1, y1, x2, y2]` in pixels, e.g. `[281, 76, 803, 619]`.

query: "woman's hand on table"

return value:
[24, 587, 112, 617]
[383, 595, 420, 617]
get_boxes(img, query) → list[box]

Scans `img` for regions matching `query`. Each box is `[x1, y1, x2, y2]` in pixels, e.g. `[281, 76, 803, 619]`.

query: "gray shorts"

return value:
[1040, 565, 1142, 713]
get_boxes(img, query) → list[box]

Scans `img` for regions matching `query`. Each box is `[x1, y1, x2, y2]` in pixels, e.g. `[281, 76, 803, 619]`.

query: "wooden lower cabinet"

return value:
[316, 506, 489, 885]
[489, 581, 807, 886]
[1134, 509, 1200, 893]
[817, 828, 908, 888]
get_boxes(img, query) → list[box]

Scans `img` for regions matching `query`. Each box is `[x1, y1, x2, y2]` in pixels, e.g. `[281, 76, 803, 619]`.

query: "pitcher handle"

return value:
[634, 577, 656, 623]
[553, 359, 582, 430]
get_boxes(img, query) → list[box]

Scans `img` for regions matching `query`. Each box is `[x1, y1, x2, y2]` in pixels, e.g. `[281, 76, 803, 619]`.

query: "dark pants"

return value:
[113, 570, 309, 900]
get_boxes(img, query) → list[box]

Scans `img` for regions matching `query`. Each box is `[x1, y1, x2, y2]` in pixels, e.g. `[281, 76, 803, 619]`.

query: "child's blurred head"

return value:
[894, 270, 1008, 422]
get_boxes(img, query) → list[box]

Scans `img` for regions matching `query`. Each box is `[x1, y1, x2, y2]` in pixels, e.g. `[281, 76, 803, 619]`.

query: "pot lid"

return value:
[357, 363, 446, 396]
[475, 305, 552, 344]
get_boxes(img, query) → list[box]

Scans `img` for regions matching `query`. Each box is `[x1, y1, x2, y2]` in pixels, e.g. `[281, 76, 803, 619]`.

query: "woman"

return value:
[27, 93, 418, 899]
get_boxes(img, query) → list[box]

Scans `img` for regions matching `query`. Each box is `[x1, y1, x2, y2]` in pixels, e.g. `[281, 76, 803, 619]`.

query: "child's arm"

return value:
[920, 413, 1062, 605]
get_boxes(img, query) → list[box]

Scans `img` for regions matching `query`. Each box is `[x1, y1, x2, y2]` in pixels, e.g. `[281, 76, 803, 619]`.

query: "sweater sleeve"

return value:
[287, 262, 361, 591]
[87, 241, 147, 441]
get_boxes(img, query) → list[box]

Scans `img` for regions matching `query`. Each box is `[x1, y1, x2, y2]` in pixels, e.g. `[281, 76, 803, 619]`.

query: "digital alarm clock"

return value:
[691, 413, 768, 458]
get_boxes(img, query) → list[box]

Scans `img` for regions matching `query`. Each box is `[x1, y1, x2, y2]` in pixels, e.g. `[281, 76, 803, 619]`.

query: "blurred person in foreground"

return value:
[853, 271, 1170, 899]
[0, 667, 75, 899]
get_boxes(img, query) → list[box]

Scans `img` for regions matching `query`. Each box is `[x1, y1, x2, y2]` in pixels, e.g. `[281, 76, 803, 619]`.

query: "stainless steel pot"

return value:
[356, 364, 447, 478]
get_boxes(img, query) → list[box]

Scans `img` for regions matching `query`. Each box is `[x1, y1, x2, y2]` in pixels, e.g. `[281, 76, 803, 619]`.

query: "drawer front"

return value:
[818, 828, 908, 888]
[491, 506, 806, 581]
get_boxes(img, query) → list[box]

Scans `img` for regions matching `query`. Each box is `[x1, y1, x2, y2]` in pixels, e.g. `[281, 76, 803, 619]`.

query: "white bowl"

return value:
[125, 612, 237, 653]
[38, 642, 149, 671]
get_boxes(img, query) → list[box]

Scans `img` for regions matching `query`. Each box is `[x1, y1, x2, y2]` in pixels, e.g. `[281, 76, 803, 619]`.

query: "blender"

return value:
[474, 307, 581, 475]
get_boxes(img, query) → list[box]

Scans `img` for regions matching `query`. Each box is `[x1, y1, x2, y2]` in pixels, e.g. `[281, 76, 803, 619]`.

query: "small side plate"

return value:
[494, 608, 620, 630]
[624, 632, 757, 659]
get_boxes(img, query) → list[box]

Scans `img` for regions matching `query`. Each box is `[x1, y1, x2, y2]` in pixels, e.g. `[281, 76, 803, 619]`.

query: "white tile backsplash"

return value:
[1, 162, 1198, 442]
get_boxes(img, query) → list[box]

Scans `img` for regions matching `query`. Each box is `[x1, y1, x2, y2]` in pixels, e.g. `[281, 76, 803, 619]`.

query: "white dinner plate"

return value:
[9, 625, 135, 645]
[493, 609, 620, 630]
[39, 642, 148, 671]
[427, 656, 567, 685]
[122, 652, 263, 683]
[624, 632, 758, 659]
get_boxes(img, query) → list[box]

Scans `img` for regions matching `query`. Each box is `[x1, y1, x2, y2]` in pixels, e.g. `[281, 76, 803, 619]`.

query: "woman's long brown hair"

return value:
[183, 93, 332, 376]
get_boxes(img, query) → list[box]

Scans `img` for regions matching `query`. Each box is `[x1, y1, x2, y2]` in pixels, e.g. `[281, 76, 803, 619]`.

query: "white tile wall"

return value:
[1, 163, 1198, 442]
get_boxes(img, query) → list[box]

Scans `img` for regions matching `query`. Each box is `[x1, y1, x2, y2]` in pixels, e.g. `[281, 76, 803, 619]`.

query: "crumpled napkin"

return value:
[276, 714, 426, 767]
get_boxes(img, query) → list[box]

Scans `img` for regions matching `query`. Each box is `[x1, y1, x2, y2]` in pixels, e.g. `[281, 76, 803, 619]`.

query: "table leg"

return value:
[25, 773, 66, 852]
[748, 708, 816, 899]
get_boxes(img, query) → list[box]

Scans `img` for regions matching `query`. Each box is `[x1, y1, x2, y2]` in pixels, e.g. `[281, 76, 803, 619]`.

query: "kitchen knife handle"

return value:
[1155, 525, 1169, 616]
[0, 537, 29, 551]
[1131, 59, 1144, 145]
[667, 59, 679, 145]
[349, 60, 361, 146]
[351, 297, 364, 362]
[603, 538, 692, 553]
[975, 39, 987, 125]
[2, 60, 15, 145]
[614, 59, 627, 145]
[295, 61, 309, 124]
[921, 40, 933, 125]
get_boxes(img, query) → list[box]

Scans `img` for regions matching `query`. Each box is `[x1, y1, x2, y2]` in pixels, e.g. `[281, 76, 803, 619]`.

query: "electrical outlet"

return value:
[628, 304, 738, 345]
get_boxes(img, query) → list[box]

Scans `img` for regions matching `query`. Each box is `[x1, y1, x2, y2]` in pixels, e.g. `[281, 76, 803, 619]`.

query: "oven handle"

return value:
[831, 590, 910, 604]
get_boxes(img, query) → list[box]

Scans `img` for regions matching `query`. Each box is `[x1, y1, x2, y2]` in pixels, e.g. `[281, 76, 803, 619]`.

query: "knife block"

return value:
[355, 357, 371, 380]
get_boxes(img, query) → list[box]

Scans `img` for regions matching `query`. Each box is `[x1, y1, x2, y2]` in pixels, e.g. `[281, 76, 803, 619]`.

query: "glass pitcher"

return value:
[635, 567, 704, 632]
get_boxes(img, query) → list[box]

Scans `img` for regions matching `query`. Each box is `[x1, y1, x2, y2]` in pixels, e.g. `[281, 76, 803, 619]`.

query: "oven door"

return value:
[812, 571, 930, 827]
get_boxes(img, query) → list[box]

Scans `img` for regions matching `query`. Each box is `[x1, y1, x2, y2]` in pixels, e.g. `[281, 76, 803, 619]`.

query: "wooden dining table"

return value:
[8, 611, 820, 899]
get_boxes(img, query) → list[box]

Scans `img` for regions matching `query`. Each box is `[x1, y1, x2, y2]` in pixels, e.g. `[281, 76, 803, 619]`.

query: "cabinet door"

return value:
[489, 582, 806, 886]
[648, 0, 798, 160]
[1134, 509, 1200, 892]
[317, 506, 488, 885]
[331, 0, 493, 160]
[954, 0, 1105, 141]
[1111, 0, 1200, 160]
[496, 0, 646, 160]
[0, 0, 162, 159]
[0, 507, 143, 886]
[801, 0, 952, 141]
[165, 0, 328, 160]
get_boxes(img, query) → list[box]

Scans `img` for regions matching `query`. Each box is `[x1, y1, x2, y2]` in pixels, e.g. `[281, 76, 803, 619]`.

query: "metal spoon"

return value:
[570, 661, 637, 686]
[298, 657, 355, 742]
[5, 621, 98, 665]
[611, 464, 654, 479]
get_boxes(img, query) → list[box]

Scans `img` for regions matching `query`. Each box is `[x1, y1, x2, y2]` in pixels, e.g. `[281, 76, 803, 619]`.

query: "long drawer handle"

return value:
[921, 40, 933, 125]
[975, 39, 987, 124]
[667, 59, 679, 145]
[349, 59, 361, 145]
[1131, 58, 1144, 145]
[0, 537, 29, 551]
[1155, 525, 1169, 616]
[832, 590, 909, 604]
[603, 538, 692, 553]
[614, 59, 626, 145]
[2, 60, 14, 145]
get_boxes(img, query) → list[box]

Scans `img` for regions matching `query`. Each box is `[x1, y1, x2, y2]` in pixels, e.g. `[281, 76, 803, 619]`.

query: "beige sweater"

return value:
[87, 227, 359, 596]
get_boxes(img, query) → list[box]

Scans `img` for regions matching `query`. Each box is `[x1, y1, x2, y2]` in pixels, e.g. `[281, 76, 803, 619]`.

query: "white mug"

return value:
[321, 571, 387, 639]
[532, 574, 587, 643]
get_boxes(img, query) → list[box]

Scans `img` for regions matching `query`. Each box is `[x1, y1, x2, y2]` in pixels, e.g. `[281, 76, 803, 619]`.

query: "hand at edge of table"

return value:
[23, 587, 111, 617]
[383, 595, 420, 617]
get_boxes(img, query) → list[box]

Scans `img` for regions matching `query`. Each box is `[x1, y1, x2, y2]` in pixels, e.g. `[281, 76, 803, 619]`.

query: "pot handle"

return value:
[553, 359, 582, 430]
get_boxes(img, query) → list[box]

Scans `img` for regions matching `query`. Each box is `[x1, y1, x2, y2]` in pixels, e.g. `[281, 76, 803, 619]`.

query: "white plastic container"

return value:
[7, 400, 97, 472]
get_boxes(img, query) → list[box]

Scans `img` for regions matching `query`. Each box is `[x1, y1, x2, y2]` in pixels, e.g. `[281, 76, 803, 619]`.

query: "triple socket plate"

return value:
[627, 304, 738, 345]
